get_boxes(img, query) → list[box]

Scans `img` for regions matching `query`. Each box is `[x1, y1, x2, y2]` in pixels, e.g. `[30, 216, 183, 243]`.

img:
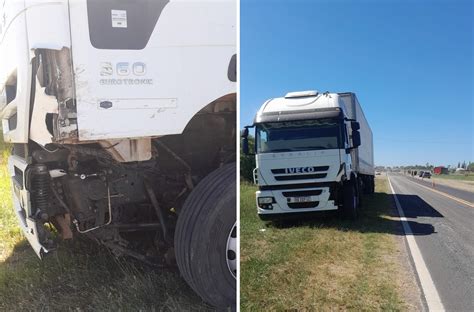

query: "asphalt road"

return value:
[405, 175, 474, 203]
[388, 173, 474, 311]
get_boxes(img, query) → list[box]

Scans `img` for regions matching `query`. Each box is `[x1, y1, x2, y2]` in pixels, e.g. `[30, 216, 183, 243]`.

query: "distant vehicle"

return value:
[375, 171, 382, 175]
[422, 172, 431, 178]
[433, 166, 448, 175]
[418, 171, 424, 177]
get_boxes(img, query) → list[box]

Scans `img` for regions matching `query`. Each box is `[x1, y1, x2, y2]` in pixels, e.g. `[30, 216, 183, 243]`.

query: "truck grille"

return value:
[288, 201, 319, 209]
[282, 190, 322, 197]
[282, 189, 322, 209]
[271, 166, 329, 181]
[275, 173, 326, 181]
[13, 167, 24, 188]
[13, 144, 27, 159]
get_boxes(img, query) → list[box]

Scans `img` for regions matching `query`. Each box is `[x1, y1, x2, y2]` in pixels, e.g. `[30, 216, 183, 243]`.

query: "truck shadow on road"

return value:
[389, 193, 444, 218]
[269, 192, 441, 236]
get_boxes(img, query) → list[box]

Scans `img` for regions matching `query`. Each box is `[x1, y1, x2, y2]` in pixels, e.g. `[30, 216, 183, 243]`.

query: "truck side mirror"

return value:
[241, 127, 249, 155]
[241, 126, 255, 155]
[351, 121, 360, 131]
[352, 130, 361, 148]
[242, 137, 249, 155]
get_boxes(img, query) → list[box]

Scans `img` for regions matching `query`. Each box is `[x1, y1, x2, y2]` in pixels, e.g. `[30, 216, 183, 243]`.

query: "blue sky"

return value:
[240, 0, 473, 167]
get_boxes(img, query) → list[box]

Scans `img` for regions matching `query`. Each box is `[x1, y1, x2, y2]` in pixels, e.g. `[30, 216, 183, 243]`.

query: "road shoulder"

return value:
[383, 175, 426, 312]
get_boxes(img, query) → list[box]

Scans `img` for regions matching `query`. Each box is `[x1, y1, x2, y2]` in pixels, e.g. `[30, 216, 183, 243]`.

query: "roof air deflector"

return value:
[284, 90, 318, 98]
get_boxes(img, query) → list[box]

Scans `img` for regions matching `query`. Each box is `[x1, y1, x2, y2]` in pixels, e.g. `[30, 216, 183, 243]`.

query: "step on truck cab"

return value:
[242, 91, 374, 220]
[0, 0, 236, 308]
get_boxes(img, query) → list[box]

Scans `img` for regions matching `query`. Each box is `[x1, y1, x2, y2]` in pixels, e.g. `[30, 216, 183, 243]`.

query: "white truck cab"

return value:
[1, 0, 236, 308]
[242, 91, 374, 220]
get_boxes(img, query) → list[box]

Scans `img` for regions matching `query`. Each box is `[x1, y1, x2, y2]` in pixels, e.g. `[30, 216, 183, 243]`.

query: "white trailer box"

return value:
[339, 92, 374, 176]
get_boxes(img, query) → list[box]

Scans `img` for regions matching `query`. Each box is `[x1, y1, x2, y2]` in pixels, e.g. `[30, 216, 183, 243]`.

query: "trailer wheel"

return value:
[342, 180, 358, 219]
[174, 163, 236, 308]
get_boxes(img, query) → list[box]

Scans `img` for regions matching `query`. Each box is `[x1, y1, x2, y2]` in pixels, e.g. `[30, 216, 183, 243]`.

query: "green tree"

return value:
[468, 162, 474, 171]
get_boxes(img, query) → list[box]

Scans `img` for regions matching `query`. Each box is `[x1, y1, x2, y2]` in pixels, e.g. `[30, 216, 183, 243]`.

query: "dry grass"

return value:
[433, 173, 474, 182]
[430, 176, 474, 192]
[0, 136, 211, 311]
[240, 177, 411, 311]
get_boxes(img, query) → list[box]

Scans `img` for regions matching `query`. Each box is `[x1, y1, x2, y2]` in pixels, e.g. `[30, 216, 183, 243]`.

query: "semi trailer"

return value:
[242, 91, 374, 220]
[0, 0, 236, 308]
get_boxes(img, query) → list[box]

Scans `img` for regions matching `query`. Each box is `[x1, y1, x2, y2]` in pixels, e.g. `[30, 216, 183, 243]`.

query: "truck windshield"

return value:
[256, 118, 344, 153]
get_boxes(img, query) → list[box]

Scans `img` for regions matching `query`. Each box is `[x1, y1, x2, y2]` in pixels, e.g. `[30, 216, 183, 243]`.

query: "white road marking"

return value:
[388, 175, 445, 312]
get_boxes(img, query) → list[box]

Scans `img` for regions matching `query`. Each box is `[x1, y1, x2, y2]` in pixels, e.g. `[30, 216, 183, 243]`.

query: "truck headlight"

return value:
[258, 197, 274, 204]
[258, 197, 274, 209]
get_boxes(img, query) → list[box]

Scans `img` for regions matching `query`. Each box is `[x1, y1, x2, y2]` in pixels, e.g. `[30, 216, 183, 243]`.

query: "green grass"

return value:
[240, 178, 408, 311]
[0, 138, 20, 261]
[0, 137, 210, 311]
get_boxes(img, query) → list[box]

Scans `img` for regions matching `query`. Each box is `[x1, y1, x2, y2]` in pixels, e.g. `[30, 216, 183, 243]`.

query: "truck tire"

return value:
[342, 180, 358, 219]
[174, 163, 236, 309]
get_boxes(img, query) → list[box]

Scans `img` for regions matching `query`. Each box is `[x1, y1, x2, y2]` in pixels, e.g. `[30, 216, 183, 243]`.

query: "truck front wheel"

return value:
[174, 163, 236, 308]
[342, 180, 358, 219]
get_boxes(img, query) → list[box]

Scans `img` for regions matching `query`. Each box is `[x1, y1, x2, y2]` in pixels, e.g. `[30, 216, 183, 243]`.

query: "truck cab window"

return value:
[256, 128, 268, 151]
[256, 118, 344, 153]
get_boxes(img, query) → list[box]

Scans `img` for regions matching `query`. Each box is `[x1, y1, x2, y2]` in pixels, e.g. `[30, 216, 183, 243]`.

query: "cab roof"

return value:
[254, 91, 347, 124]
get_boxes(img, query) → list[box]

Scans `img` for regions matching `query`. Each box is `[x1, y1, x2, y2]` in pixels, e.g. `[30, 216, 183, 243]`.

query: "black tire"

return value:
[174, 163, 236, 309]
[342, 180, 358, 219]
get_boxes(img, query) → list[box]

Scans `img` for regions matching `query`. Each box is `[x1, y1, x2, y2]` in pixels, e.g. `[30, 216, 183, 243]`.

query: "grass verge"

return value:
[240, 177, 411, 311]
[0, 137, 210, 311]
[432, 174, 474, 182]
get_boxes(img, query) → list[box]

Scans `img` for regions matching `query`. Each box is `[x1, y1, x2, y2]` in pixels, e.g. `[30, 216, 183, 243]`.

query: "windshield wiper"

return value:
[293, 146, 328, 150]
[269, 148, 292, 152]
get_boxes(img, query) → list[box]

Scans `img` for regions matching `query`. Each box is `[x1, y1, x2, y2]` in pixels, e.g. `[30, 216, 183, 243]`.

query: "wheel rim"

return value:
[226, 222, 237, 278]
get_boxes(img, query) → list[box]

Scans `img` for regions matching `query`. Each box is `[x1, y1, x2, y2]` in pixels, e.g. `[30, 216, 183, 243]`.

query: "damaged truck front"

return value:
[0, 0, 236, 308]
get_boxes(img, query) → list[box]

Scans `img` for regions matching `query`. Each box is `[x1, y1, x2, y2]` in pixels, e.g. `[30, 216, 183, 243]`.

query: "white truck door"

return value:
[68, 0, 236, 141]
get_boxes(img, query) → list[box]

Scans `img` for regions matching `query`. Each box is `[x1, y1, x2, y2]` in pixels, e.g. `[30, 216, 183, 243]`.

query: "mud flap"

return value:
[8, 155, 50, 258]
